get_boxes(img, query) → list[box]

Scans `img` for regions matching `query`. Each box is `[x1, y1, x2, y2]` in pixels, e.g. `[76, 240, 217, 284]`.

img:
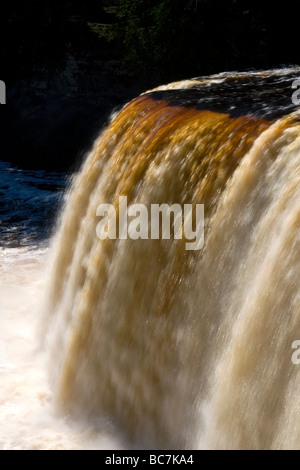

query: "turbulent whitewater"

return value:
[2, 68, 300, 449]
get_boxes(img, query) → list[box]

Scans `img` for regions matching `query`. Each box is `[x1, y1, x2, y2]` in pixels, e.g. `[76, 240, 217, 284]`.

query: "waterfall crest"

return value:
[44, 69, 300, 449]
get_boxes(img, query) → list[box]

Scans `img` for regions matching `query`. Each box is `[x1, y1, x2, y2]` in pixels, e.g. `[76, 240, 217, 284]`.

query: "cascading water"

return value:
[1, 68, 300, 449]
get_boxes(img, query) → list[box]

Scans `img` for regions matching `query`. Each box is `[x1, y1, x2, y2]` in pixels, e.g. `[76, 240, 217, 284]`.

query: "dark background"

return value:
[0, 0, 299, 172]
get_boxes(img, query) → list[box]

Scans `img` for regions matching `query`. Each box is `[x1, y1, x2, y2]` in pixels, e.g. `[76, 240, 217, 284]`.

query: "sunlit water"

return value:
[0, 169, 124, 449]
[1, 67, 300, 449]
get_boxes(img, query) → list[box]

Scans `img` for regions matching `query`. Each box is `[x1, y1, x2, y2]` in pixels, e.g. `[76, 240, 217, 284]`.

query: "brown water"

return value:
[2, 68, 300, 449]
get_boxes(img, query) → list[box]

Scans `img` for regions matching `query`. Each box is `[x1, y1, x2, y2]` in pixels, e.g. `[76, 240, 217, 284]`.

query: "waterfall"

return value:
[44, 69, 300, 449]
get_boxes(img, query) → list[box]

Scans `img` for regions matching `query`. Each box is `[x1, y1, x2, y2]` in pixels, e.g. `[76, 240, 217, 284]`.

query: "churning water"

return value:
[1, 68, 300, 449]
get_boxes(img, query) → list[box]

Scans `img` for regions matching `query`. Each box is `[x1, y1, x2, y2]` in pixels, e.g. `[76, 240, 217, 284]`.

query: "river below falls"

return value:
[0, 164, 125, 449]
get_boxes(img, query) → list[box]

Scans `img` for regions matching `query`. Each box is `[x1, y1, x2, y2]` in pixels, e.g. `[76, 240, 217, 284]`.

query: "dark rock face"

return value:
[0, 54, 150, 172]
[0, 4, 155, 172]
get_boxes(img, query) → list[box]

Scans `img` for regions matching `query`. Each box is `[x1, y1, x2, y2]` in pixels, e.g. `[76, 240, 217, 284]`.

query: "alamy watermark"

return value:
[0, 81, 6, 104]
[96, 196, 204, 251]
[291, 341, 300, 365]
[292, 79, 300, 105]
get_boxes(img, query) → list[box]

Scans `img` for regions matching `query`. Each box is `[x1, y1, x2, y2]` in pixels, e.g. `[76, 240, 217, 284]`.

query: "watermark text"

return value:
[0, 81, 6, 104]
[96, 197, 204, 251]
